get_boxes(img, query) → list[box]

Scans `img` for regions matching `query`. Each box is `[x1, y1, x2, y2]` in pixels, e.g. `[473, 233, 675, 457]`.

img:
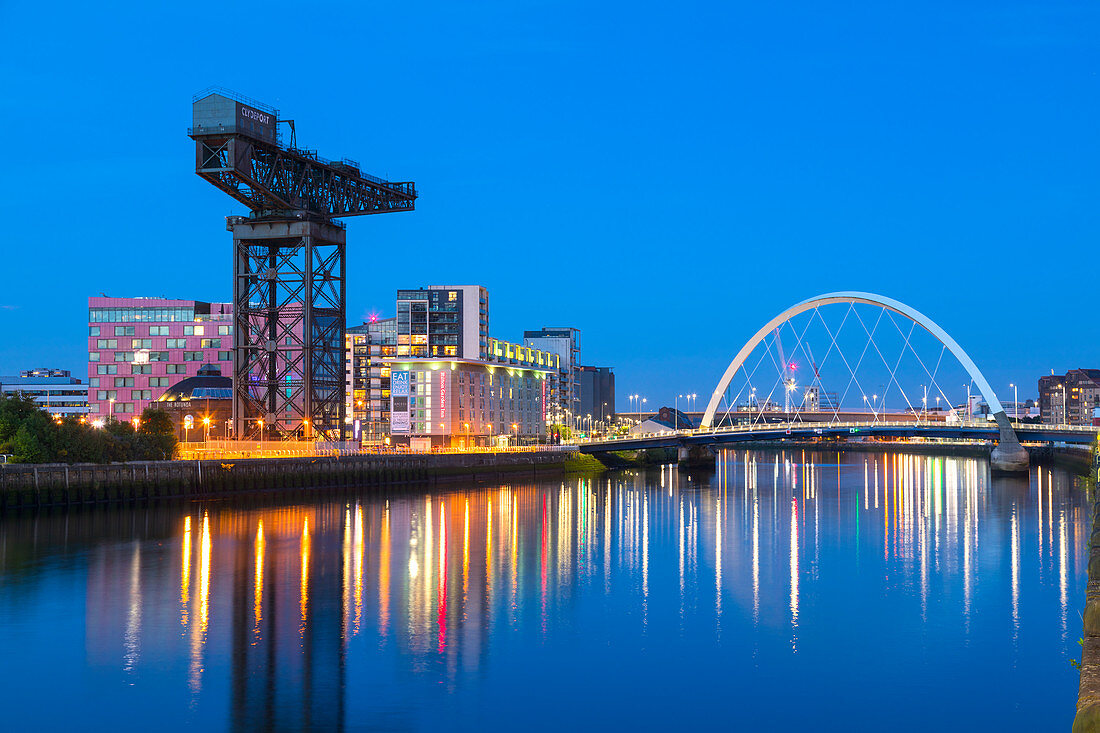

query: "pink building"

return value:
[87, 297, 233, 424]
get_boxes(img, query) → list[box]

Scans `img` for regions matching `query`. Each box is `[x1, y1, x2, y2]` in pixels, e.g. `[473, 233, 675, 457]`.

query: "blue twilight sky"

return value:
[0, 1, 1097, 410]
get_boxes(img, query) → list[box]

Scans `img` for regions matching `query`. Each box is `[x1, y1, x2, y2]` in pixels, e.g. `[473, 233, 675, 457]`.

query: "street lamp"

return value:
[257, 418, 264, 456]
[109, 397, 115, 421]
[202, 416, 210, 447]
[464, 422, 470, 447]
[676, 394, 682, 429]
[512, 422, 518, 445]
[1009, 383, 1018, 421]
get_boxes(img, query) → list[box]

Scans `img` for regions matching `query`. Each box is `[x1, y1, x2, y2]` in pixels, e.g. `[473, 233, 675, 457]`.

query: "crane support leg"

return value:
[230, 216, 346, 440]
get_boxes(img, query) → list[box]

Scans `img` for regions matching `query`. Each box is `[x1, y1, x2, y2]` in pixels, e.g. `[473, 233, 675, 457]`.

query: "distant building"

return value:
[578, 366, 615, 424]
[1039, 369, 1100, 425]
[396, 286, 488, 360]
[0, 369, 88, 417]
[628, 406, 693, 435]
[87, 297, 233, 422]
[523, 327, 580, 426]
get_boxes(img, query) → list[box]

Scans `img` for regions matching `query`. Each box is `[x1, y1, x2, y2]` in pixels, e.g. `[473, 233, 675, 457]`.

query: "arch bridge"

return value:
[593, 292, 1090, 472]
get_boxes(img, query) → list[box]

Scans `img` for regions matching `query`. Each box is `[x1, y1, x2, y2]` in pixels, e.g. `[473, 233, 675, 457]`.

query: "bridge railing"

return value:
[571, 420, 1099, 446]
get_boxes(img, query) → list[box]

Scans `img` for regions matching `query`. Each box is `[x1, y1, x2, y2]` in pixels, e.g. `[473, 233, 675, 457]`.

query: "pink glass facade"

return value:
[87, 297, 233, 423]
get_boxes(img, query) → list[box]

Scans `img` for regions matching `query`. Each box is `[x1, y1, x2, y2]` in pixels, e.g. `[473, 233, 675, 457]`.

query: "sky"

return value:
[0, 1, 1097, 411]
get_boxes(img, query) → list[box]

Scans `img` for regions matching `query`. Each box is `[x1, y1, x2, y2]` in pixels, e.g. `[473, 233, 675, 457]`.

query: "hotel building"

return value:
[87, 297, 233, 421]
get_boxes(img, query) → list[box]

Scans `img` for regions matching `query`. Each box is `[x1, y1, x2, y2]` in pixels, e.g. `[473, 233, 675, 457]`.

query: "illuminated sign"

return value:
[391, 370, 411, 432]
[439, 370, 446, 420]
[391, 370, 410, 397]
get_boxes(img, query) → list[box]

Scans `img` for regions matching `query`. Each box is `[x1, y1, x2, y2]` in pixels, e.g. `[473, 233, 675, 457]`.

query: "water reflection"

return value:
[0, 449, 1089, 730]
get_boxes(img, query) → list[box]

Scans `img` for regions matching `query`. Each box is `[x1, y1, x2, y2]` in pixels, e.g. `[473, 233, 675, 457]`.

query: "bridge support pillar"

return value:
[990, 410, 1029, 474]
[678, 445, 715, 469]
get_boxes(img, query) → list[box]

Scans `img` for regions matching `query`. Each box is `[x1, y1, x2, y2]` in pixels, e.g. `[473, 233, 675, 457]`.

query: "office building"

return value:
[578, 365, 615, 425]
[396, 286, 488, 360]
[523, 327, 580, 426]
[87, 297, 233, 421]
[1039, 369, 1100, 425]
[0, 369, 88, 417]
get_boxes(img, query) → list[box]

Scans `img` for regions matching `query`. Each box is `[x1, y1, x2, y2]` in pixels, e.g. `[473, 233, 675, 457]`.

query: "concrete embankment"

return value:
[1074, 441, 1100, 732]
[0, 450, 585, 510]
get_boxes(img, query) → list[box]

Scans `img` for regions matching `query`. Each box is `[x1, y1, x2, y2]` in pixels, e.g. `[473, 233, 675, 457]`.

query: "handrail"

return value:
[569, 420, 1099, 446]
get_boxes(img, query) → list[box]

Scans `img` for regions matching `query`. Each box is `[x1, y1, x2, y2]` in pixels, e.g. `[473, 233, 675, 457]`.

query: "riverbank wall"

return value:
[1074, 440, 1100, 732]
[0, 450, 581, 510]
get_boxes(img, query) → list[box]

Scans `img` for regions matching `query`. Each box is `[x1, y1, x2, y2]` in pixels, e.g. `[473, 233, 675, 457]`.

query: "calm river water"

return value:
[0, 450, 1089, 731]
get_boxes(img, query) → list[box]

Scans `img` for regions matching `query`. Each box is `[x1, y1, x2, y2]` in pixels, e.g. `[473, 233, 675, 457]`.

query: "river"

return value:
[0, 449, 1088, 731]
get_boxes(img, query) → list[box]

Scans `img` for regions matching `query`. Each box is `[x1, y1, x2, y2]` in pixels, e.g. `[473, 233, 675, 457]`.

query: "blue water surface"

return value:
[0, 449, 1087, 731]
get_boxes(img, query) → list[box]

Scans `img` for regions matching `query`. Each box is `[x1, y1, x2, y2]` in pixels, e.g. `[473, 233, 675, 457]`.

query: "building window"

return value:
[97, 365, 118, 375]
[114, 352, 134, 362]
[131, 390, 151, 400]
[183, 351, 203, 361]
[113, 377, 134, 388]
[131, 339, 152, 349]
[89, 326, 100, 337]
[183, 325, 205, 336]
[218, 351, 232, 361]
[149, 326, 169, 336]
[97, 339, 117, 349]
[150, 377, 169, 388]
[132, 364, 152, 375]
[89, 352, 100, 362]
[148, 351, 169, 362]
[218, 325, 232, 335]
[114, 326, 135, 337]
[166, 338, 185, 349]
[167, 364, 185, 374]
[200, 338, 220, 348]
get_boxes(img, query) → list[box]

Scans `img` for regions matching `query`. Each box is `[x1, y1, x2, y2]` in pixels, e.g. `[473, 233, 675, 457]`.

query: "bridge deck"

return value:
[576, 421, 1098, 454]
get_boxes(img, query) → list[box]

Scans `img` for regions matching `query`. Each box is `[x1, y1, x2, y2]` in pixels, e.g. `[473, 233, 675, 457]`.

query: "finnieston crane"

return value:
[189, 89, 416, 440]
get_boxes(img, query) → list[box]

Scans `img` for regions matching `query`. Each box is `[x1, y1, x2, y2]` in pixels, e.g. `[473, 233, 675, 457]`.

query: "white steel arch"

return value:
[701, 291, 1005, 428]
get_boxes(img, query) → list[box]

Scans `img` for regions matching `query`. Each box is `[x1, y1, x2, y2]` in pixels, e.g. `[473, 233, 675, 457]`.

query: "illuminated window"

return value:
[448, 291, 457, 301]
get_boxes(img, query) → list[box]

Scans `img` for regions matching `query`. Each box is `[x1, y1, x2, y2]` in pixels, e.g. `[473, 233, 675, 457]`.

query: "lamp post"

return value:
[676, 394, 681, 429]
[109, 397, 115, 421]
[1009, 383, 1018, 421]
[464, 422, 470, 448]
[512, 422, 518, 445]
[964, 383, 971, 426]
[202, 416, 210, 449]
[257, 418, 264, 456]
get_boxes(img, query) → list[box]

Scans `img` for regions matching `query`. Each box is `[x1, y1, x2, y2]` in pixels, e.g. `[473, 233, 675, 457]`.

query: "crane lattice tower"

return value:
[189, 89, 416, 440]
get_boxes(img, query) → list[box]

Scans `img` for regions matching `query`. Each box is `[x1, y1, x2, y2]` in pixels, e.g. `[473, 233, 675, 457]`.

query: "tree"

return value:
[0, 393, 43, 444]
[138, 407, 178, 460]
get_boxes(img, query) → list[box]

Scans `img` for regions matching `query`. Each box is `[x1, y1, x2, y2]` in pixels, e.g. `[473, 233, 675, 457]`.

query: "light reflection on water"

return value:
[0, 450, 1089, 731]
